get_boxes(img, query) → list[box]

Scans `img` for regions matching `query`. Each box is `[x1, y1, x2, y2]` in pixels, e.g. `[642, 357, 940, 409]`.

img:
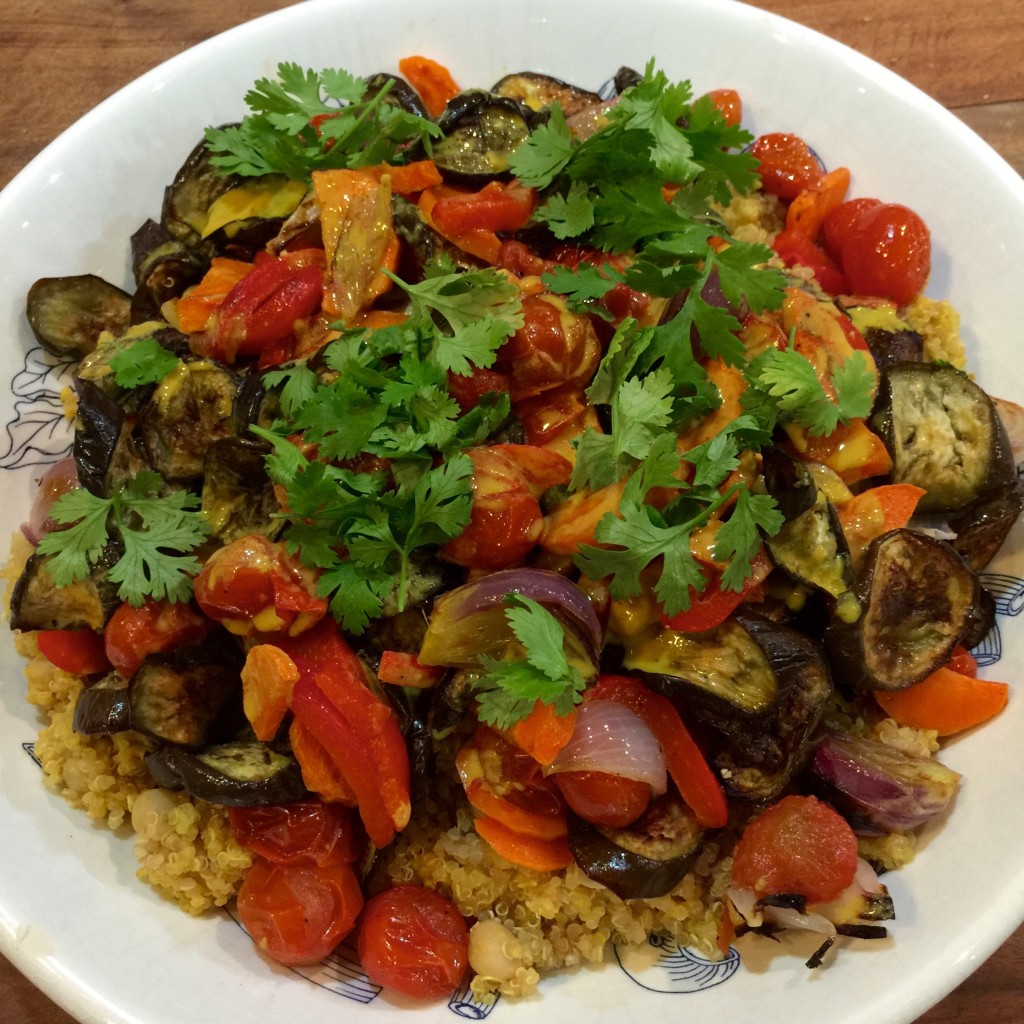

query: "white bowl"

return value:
[2, 1, 1023, 1022]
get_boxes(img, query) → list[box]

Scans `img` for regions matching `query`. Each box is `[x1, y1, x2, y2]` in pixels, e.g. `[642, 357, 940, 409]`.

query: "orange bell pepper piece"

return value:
[398, 55, 461, 118]
[874, 666, 1009, 736]
[473, 815, 575, 872]
[785, 167, 852, 240]
[175, 257, 252, 333]
[241, 644, 300, 741]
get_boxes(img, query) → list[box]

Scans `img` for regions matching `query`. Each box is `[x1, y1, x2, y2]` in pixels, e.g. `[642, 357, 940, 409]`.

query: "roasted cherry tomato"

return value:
[821, 197, 882, 262]
[553, 770, 651, 828]
[496, 293, 601, 401]
[236, 856, 363, 966]
[193, 533, 327, 638]
[826, 201, 931, 306]
[771, 229, 848, 294]
[439, 445, 571, 570]
[357, 885, 470, 999]
[228, 801, 362, 867]
[446, 365, 511, 414]
[702, 87, 743, 127]
[750, 133, 824, 201]
[730, 794, 859, 905]
[104, 599, 210, 678]
[36, 628, 110, 676]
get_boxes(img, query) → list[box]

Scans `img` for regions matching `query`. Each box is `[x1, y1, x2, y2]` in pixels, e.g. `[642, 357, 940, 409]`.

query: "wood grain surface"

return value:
[1, 2, 1021, 1023]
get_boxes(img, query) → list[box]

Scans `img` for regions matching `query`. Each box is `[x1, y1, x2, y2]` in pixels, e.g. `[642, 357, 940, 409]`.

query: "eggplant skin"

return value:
[949, 483, 1024, 572]
[568, 794, 704, 900]
[872, 363, 1015, 513]
[824, 528, 980, 692]
[10, 547, 122, 632]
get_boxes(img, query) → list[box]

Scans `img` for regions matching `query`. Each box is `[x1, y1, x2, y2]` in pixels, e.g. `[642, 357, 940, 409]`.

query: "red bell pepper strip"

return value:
[377, 650, 445, 688]
[278, 619, 411, 836]
[661, 550, 772, 634]
[290, 673, 397, 848]
[771, 229, 848, 295]
[36, 628, 110, 675]
[586, 675, 729, 828]
[430, 181, 537, 237]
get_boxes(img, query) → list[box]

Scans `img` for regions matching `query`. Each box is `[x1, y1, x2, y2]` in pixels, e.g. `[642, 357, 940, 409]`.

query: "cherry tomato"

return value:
[821, 197, 882, 262]
[228, 801, 362, 867]
[36, 628, 111, 676]
[730, 795, 859, 905]
[236, 856, 363, 966]
[193, 533, 327, 638]
[553, 770, 651, 828]
[703, 88, 743, 127]
[439, 445, 571, 570]
[104, 599, 210, 678]
[831, 202, 931, 306]
[750, 133, 824, 201]
[495, 293, 601, 401]
[446, 365, 511, 414]
[358, 885, 469, 999]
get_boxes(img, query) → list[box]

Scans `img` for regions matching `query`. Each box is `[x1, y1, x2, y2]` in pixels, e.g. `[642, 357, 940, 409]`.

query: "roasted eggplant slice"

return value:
[843, 302, 923, 370]
[428, 91, 532, 183]
[491, 72, 602, 117]
[763, 449, 857, 615]
[10, 546, 123, 632]
[949, 482, 1024, 572]
[623, 612, 832, 802]
[144, 740, 308, 806]
[129, 219, 209, 321]
[161, 132, 239, 250]
[872, 363, 1016, 512]
[201, 437, 280, 543]
[73, 673, 131, 735]
[136, 360, 241, 484]
[26, 275, 132, 359]
[128, 644, 241, 747]
[364, 72, 430, 118]
[568, 793, 704, 900]
[824, 528, 980, 692]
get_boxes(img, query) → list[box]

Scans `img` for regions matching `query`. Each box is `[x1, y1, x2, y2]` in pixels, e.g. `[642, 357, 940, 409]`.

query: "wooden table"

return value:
[1, 2, 1021, 1023]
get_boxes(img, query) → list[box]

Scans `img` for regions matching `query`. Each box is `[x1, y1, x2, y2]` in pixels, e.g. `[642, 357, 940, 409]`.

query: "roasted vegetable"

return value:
[161, 132, 240, 251]
[949, 483, 1024, 572]
[568, 792, 704, 900]
[129, 219, 209, 321]
[128, 644, 241, 747]
[72, 673, 131, 735]
[200, 437, 280, 543]
[762, 449, 857, 617]
[491, 71, 602, 116]
[136, 359, 241, 484]
[872, 363, 1016, 512]
[364, 72, 429, 118]
[824, 528, 981, 692]
[427, 91, 533, 183]
[144, 740, 308, 806]
[843, 302, 923, 370]
[809, 733, 960, 835]
[622, 612, 832, 802]
[26, 275, 132, 359]
[9, 546, 122, 632]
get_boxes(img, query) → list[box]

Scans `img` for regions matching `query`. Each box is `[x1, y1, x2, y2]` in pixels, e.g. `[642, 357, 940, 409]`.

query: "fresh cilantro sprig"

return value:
[253, 428, 474, 634]
[474, 593, 589, 729]
[745, 342, 876, 435]
[204, 63, 440, 181]
[35, 471, 209, 605]
[109, 338, 182, 389]
[573, 428, 783, 615]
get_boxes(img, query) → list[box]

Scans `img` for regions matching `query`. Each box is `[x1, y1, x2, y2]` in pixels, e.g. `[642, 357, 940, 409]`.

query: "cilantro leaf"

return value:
[507, 102, 575, 188]
[204, 62, 440, 180]
[473, 593, 588, 728]
[533, 179, 596, 239]
[36, 472, 209, 605]
[109, 338, 182, 389]
[715, 488, 785, 592]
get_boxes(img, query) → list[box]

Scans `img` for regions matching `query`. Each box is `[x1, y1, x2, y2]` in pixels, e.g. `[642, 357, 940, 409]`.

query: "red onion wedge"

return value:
[418, 568, 603, 670]
[547, 699, 667, 794]
[809, 733, 960, 836]
[23, 457, 79, 544]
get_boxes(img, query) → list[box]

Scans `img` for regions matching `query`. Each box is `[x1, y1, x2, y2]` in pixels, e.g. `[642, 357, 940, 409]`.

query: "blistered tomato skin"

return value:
[750, 133, 824, 201]
[833, 202, 931, 306]
[358, 885, 470, 1000]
